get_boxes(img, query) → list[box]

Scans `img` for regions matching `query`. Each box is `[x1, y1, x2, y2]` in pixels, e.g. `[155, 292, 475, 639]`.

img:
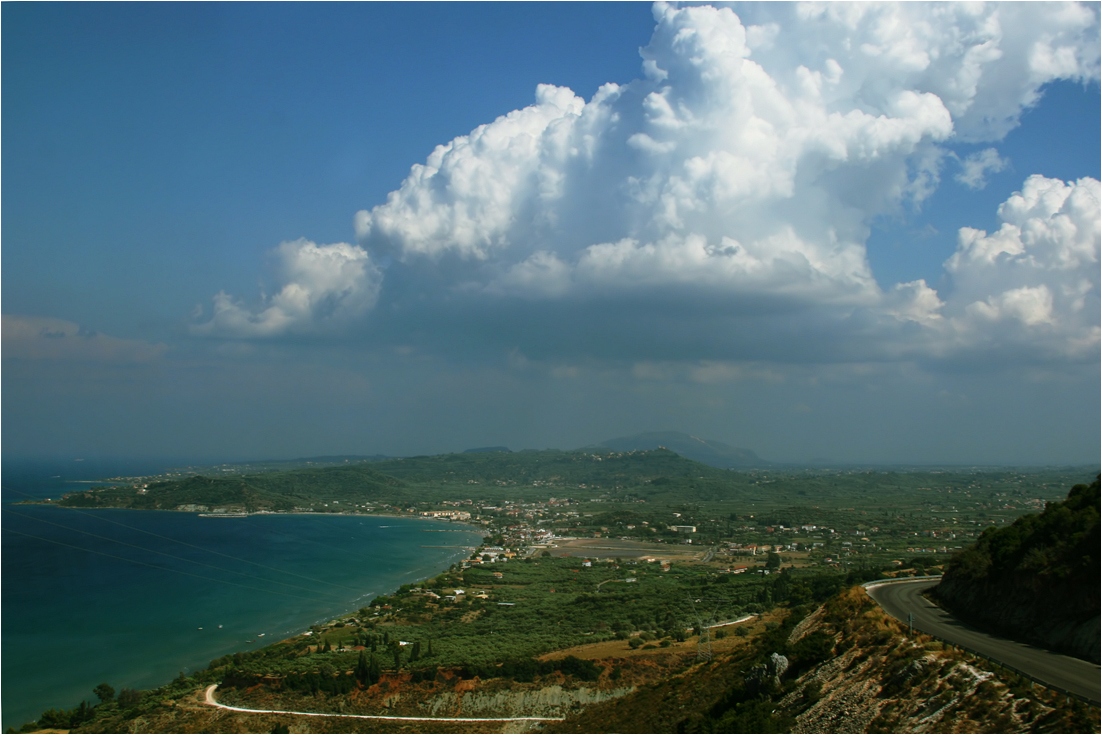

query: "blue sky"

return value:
[3, 2, 1100, 465]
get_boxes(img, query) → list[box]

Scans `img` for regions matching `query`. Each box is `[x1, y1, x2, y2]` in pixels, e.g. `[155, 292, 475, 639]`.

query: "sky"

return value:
[3, 2, 1100, 466]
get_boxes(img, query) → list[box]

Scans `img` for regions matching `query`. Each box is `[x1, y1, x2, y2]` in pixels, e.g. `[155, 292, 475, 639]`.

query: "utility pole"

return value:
[691, 597, 724, 663]
[697, 620, 713, 662]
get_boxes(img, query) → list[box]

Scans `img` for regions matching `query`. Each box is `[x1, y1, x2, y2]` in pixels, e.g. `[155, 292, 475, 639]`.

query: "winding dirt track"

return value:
[202, 684, 565, 723]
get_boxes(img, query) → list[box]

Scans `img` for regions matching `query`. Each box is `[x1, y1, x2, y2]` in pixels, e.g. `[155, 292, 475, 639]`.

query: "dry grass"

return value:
[539, 609, 781, 661]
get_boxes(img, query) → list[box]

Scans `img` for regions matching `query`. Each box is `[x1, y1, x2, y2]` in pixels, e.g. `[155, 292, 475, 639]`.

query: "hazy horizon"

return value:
[4, 432, 1099, 472]
[4, 3, 1100, 466]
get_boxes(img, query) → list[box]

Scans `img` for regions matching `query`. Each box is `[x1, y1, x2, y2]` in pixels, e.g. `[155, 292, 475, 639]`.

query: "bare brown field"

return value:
[544, 537, 705, 561]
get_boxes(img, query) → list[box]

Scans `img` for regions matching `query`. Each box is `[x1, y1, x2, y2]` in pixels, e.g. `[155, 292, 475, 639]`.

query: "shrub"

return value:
[117, 688, 142, 709]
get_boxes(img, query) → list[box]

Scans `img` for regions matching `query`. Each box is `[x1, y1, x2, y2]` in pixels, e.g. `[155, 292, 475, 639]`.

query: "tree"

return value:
[93, 683, 115, 703]
[117, 688, 141, 708]
[410, 640, 422, 662]
[73, 701, 92, 725]
[356, 651, 369, 684]
[38, 708, 71, 729]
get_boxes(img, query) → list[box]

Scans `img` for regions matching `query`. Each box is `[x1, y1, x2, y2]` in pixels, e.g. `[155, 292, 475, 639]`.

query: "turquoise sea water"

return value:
[1, 461, 484, 730]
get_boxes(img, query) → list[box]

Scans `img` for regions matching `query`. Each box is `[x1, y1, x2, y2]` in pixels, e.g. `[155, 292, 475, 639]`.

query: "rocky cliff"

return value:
[551, 587, 1100, 733]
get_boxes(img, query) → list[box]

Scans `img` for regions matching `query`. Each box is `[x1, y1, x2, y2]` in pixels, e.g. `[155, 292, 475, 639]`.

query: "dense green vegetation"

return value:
[14, 554, 891, 731]
[14, 673, 204, 733]
[943, 476, 1099, 587]
[47, 450, 1092, 571]
[935, 476, 1100, 662]
[210, 555, 881, 687]
[55, 463, 406, 512]
[370, 447, 724, 488]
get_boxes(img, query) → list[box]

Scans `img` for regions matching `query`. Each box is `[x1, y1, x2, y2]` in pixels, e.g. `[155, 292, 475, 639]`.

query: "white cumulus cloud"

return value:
[936, 175, 1100, 359]
[353, 1, 1096, 323]
[192, 239, 381, 338]
[201, 2, 1099, 363]
[956, 147, 1009, 189]
[354, 84, 590, 261]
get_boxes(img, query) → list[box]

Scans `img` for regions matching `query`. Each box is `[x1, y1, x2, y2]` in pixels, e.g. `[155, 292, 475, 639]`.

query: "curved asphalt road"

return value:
[866, 578, 1100, 704]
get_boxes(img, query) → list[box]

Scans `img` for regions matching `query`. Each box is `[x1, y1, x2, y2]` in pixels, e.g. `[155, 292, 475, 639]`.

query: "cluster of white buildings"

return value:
[419, 509, 472, 521]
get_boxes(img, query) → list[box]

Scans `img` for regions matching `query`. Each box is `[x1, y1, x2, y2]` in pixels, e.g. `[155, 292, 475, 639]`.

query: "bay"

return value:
[1, 461, 483, 730]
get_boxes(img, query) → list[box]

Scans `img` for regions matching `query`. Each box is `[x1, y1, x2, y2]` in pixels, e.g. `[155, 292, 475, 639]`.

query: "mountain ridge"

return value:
[591, 430, 766, 469]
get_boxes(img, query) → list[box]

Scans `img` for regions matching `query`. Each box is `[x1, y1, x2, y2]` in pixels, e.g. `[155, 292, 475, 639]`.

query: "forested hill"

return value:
[593, 431, 765, 468]
[369, 448, 730, 488]
[54, 464, 405, 513]
[934, 476, 1100, 663]
[48, 448, 742, 511]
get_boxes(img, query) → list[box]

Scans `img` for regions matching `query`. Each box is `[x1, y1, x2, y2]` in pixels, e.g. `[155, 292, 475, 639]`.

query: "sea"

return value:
[1, 458, 485, 730]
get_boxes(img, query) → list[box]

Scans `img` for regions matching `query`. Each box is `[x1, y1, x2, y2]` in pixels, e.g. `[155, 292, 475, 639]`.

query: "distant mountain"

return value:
[463, 446, 511, 454]
[593, 431, 766, 468]
[372, 447, 728, 489]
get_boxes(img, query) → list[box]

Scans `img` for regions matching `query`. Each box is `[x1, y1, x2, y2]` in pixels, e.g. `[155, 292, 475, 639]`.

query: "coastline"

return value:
[26, 498, 487, 533]
[3, 507, 486, 731]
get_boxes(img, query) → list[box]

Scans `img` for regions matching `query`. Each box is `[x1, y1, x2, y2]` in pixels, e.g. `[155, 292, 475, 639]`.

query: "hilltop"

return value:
[48, 447, 754, 512]
[593, 431, 766, 468]
[53, 463, 405, 513]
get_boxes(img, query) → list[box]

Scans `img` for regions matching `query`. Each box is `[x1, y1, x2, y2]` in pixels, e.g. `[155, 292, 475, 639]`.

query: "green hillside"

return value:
[50, 448, 747, 511]
[934, 476, 1100, 662]
[55, 464, 406, 512]
[369, 447, 730, 487]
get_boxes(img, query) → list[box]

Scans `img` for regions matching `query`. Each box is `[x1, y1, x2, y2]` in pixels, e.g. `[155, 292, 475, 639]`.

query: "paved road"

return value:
[866, 579, 1100, 704]
[203, 684, 564, 723]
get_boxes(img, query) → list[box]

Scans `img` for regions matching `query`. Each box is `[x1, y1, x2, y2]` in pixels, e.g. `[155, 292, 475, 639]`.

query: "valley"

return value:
[17, 448, 1099, 733]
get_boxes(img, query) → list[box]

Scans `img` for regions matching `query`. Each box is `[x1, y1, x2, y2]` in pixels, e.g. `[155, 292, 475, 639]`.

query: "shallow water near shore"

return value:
[1, 462, 483, 730]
